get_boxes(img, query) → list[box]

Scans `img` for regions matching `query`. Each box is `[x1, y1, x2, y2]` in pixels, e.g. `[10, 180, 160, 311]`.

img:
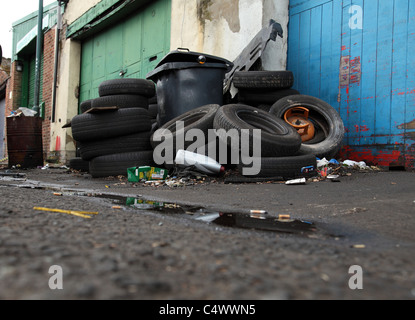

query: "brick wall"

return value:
[5, 61, 22, 116]
[42, 28, 56, 160]
[4, 61, 21, 159]
[4, 28, 57, 162]
[1, 60, 10, 161]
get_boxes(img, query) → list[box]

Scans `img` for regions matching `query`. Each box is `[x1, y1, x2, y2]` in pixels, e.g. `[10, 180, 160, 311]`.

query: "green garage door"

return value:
[28, 54, 44, 108]
[79, 0, 171, 107]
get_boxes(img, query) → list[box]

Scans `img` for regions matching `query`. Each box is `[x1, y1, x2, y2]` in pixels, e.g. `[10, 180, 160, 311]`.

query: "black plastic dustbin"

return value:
[146, 49, 233, 126]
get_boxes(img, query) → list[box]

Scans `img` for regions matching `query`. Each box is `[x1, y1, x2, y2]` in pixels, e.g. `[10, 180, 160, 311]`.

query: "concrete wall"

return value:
[170, 0, 289, 70]
[0, 98, 5, 159]
[52, 29, 81, 163]
[64, 0, 102, 25]
[52, 0, 100, 163]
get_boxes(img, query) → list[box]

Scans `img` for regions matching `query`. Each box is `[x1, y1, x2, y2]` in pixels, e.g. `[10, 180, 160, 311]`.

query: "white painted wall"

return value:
[52, 38, 81, 163]
[171, 0, 289, 70]
[0, 98, 5, 159]
[262, 0, 289, 70]
[52, 1, 100, 162]
[64, 0, 102, 25]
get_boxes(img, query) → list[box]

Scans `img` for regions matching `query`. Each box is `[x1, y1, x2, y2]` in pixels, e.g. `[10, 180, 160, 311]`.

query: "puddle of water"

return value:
[0, 173, 27, 182]
[90, 194, 317, 235]
[4, 180, 317, 235]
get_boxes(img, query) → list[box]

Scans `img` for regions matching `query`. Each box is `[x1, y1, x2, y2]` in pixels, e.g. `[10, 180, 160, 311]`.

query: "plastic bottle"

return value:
[175, 150, 225, 175]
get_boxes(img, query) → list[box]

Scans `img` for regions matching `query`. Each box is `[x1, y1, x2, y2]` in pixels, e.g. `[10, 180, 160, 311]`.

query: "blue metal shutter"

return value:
[288, 0, 415, 169]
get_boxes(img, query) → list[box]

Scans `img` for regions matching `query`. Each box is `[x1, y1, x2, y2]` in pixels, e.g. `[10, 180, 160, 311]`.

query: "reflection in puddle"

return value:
[4, 179, 317, 235]
[101, 195, 317, 235]
[213, 212, 316, 234]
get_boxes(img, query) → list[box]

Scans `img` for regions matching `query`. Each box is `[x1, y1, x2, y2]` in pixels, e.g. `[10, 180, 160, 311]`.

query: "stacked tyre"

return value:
[150, 103, 318, 180]
[148, 95, 159, 132]
[269, 94, 345, 160]
[213, 104, 318, 180]
[72, 78, 156, 178]
[234, 71, 300, 112]
[233, 70, 345, 175]
[150, 104, 221, 168]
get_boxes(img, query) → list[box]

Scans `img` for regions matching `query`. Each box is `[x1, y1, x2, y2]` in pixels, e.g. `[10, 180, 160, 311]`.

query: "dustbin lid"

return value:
[146, 48, 233, 81]
[155, 48, 233, 67]
[147, 62, 229, 81]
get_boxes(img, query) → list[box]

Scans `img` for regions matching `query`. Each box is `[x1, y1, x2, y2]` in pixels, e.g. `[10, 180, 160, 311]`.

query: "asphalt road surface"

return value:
[0, 166, 414, 301]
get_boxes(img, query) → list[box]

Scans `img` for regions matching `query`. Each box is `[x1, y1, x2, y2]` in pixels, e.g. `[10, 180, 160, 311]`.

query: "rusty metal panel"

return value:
[288, 0, 415, 169]
[6, 117, 43, 168]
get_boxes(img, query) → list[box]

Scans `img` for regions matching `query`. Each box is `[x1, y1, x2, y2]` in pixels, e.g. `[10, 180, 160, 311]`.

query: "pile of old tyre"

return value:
[234, 71, 300, 112]
[151, 70, 345, 180]
[71, 78, 157, 178]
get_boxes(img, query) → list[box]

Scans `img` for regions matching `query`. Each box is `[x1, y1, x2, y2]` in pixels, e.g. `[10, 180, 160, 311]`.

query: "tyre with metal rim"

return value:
[270, 95, 345, 159]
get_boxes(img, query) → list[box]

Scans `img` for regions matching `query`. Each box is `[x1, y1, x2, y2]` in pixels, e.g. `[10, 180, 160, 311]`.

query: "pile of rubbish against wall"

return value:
[68, 20, 345, 181]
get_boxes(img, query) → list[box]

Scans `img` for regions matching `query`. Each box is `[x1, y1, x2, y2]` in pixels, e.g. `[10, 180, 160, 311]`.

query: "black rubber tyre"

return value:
[148, 104, 159, 119]
[89, 151, 155, 178]
[238, 154, 317, 179]
[238, 89, 300, 105]
[79, 132, 152, 161]
[151, 104, 220, 155]
[91, 95, 149, 110]
[256, 104, 273, 112]
[99, 78, 156, 97]
[233, 71, 294, 90]
[80, 99, 93, 113]
[71, 108, 151, 142]
[148, 95, 157, 105]
[69, 157, 89, 172]
[213, 104, 302, 157]
[270, 95, 345, 159]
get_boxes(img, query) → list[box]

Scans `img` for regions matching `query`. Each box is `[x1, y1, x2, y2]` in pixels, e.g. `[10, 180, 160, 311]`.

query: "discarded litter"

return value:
[249, 211, 267, 220]
[342, 160, 368, 169]
[33, 207, 98, 219]
[317, 158, 339, 168]
[351, 244, 366, 249]
[319, 167, 328, 179]
[7, 107, 38, 118]
[175, 150, 225, 175]
[127, 166, 168, 183]
[278, 214, 292, 221]
[327, 174, 340, 182]
[126, 198, 165, 210]
[285, 178, 306, 185]
[317, 158, 329, 168]
[250, 210, 268, 215]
